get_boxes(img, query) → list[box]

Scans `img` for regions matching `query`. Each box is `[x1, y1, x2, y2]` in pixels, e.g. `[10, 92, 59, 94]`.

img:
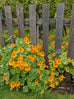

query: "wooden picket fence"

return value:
[0, 3, 74, 79]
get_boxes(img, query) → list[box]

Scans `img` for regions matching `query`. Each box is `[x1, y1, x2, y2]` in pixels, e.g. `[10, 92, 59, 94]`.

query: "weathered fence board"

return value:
[55, 3, 64, 57]
[66, 4, 74, 81]
[0, 9, 5, 47]
[29, 4, 37, 45]
[4, 6, 14, 43]
[42, 4, 49, 63]
[68, 3, 74, 59]
[16, 5, 25, 38]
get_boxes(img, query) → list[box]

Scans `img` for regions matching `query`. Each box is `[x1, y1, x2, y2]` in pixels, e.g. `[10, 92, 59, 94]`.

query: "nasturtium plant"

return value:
[0, 35, 67, 95]
[0, 27, 74, 94]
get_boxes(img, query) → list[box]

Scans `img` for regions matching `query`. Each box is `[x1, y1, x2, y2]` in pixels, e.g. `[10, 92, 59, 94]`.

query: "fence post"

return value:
[55, 3, 64, 58]
[0, 9, 5, 47]
[16, 5, 25, 38]
[29, 4, 37, 45]
[66, 4, 74, 81]
[4, 6, 14, 44]
[42, 4, 49, 64]
[68, 3, 74, 59]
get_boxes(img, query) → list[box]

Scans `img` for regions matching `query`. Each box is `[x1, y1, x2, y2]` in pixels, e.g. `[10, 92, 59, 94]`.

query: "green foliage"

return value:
[0, 27, 74, 94]
[0, 0, 74, 18]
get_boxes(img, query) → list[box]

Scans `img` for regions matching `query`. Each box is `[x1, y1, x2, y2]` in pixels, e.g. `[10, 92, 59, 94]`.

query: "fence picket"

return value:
[68, 3, 74, 59]
[4, 6, 14, 44]
[16, 5, 25, 38]
[55, 3, 64, 57]
[0, 9, 5, 47]
[29, 4, 37, 45]
[42, 4, 49, 63]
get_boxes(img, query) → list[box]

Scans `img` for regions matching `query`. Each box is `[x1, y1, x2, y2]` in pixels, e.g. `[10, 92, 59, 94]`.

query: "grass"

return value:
[0, 86, 74, 99]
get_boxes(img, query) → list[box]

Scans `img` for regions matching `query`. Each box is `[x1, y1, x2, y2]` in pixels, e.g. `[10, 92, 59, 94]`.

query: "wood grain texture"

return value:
[68, 3, 74, 59]
[42, 4, 49, 63]
[4, 6, 14, 44]
[29, 4, 37, 45]
[55, 4, 64, 57]
[16, 5, 25, 38]
[0, 9, 5, 47]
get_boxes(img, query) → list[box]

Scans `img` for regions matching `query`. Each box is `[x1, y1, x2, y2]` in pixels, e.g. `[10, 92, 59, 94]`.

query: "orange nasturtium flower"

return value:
[44, 81, 47, 85]
[49, 58, 53, 62]
[68, 57, 71, 63]
[9, 59, 14, 66]
[39, 76, 42, 81]
[14, 34, 16, 38]
[15, 30, 18, 33]
[29, 56, 36, 62]
[18, 48, 24, 53]
[50, 72, 54, 76]
[15, 82, 20, 87]
[13, 61, 20, 67]
[56, 72, 59, 76]
[41, 30, 43, 34]
[10, 82, 16, 88]
[40, 40, 43, 44]
[50, 82, 55, 88]
[10, 43, 16, 47]
[25, 65, 30, 71]
[59, 75, 65, 81]
[51, 67, 55, 71]
[37, 44, 41, 50]
[56, 59, 62, 65]
[55, 58, 58, 61]
[30, 48, 35, 53]
[55, 82, 59, 86]
[4, 32, 7, 36]
[35, 82, 38, 86]
[48, 76, 53, 82]
[32, 46, 37, 51]
[51, 43, 54, 47]
[3, 76, 9, 81]
[40, 52, 45, 57]
[24, 37, 31, 44]
[38, 62, 43, 66]
[52, 53, 56, 57]
[11, 51, 17, 58]
[66, 69, 70, 73]
[20, 65, 24, 71]
[37, 68, 41, 73]
[53, 63, 58, 68]
[18, 55, 23, 61]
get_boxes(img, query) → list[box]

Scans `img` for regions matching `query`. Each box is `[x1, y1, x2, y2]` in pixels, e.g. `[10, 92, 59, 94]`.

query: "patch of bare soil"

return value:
[52, 81, 74, 95]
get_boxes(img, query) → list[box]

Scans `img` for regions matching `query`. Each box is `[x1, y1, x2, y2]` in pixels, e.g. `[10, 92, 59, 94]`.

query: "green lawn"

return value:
[0, 86, 74, 99]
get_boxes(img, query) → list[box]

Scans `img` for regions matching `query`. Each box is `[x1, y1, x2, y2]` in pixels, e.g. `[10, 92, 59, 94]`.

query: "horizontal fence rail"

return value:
[2, 18, 71, 26]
